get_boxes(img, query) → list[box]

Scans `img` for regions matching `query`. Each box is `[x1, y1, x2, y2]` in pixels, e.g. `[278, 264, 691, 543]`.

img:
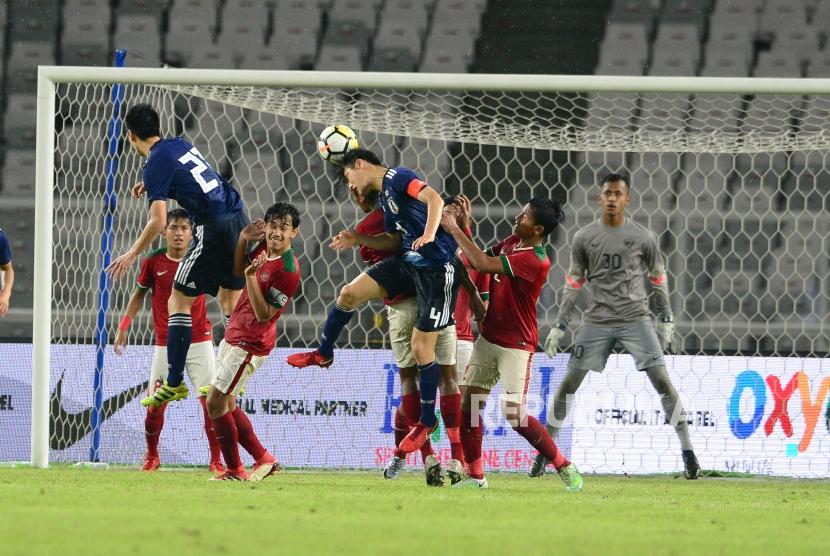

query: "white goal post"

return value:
[31, 67, 830, 471]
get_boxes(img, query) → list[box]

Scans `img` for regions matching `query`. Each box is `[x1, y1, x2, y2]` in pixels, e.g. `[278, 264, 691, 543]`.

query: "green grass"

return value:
[1, 467, 828, 556]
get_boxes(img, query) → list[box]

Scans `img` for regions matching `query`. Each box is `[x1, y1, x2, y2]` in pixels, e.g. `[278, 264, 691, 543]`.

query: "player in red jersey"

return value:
[205, 202, 301, 481]
[439, 197, 583, 491]
[449, 195, 490, 382]
[349, 191, 474, 485]
[114, 209, 222, 473]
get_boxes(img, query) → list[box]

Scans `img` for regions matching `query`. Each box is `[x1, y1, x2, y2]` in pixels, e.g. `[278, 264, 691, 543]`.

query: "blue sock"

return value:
[166, 313, 192, 387]
[318, 304, 355, 358]
[417, 361, 440, 427]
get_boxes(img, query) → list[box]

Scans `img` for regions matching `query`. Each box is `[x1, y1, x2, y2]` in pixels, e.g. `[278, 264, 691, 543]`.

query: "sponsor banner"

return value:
[570, 355, 830, 477]
[0, 344, 828, 476]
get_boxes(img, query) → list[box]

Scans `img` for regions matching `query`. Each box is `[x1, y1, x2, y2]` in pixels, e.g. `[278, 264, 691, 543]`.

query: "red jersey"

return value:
[136, 249, 212, 346]
[480, 235, 550, 352]
[454, 251, 491, 342]
[354, 208, 408, 306]
[224, 243, 301, 356]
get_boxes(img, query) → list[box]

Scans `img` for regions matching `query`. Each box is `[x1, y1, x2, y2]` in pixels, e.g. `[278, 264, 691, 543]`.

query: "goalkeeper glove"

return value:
[543, 323, 567, 357]
[656, 315, 675, 354]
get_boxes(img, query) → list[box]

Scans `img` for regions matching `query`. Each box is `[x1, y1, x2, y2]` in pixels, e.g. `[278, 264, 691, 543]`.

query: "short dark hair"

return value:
[166, 208, 192, 226]
[528, 198, 565, 237]
[338, 148, 384, 183]
[264, 202, 301, 228]
[600, 173, 631, 191]
[125, 104, 161, 140]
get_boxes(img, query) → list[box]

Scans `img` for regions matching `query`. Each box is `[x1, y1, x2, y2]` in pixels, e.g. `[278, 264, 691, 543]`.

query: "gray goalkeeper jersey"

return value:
[557, 218, 670, 326]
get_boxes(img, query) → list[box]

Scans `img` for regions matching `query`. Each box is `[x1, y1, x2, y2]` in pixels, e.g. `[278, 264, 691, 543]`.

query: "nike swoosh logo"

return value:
[49, 374, 148, 450]
[157, 271, 168, 276]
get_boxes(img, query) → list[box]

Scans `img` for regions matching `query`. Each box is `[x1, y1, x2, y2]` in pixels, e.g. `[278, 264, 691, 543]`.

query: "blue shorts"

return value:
[367, 255, 461, 332]
[174, 211, 249, 297]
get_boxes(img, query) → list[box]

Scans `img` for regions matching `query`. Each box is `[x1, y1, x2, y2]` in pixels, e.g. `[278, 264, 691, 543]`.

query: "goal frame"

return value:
[33, 66, 830, 468]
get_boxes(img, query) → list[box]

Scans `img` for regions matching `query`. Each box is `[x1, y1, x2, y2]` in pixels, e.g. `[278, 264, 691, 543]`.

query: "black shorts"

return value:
[174, 210, 249, 297]
[369, 256, 461, 332]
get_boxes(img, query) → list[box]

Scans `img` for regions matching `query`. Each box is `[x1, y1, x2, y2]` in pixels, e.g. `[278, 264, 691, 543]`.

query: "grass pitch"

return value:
[1, 467, 827, 556]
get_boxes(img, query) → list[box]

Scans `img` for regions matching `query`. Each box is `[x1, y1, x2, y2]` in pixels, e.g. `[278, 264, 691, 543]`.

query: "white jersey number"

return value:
[178, 147, 219, 193]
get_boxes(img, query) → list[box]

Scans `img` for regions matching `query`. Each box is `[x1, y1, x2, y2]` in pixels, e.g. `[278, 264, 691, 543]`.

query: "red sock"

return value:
[512, 415, 569, 470]
[198, 396, 222, 464]
[440, 393, 465, 464]
[399, 391, 434, 461]
[460, 410, 484, 479]
[211, 411, 242, 469]
[144, 404, 166, 458]
[231, 407, 267, 461]
[393, 408, 408, 449]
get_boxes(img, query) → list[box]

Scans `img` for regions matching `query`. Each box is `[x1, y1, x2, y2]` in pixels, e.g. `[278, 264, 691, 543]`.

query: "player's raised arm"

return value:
[233, 219, 266, 277]
[329, 229, 402, 252]
[412, 185, 444, 250]
[107, 200, 167, 280]
[439, 210, 504, 274]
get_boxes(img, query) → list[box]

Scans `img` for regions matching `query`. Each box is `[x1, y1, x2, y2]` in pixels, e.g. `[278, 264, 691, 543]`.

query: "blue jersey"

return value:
[380, 166, 457, 266]
[0, 228, 10, 265]
[143, 138, 243, 224]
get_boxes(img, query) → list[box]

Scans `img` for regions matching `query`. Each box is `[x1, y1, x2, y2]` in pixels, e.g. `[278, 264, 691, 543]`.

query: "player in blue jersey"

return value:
[0, 227, 14, 317]
[287, 148, 462, 453]
[107, 104, 249, 407]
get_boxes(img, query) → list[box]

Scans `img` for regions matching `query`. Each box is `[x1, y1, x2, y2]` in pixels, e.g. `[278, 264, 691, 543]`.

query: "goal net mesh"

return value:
[43, 79, 829, 472]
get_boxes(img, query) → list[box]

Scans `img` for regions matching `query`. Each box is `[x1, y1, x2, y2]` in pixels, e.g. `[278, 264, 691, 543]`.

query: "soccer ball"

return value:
[317, 124, 358, 165]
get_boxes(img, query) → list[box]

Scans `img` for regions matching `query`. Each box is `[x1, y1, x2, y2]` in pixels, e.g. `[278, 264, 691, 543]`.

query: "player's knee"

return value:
[500, 399, 526, 428]
[336, 284, 361, 310]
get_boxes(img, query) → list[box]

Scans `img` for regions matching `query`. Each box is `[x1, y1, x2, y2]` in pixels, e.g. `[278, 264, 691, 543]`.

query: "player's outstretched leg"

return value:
[142, 404, 166, 471]
[506, 399, 582, 492]
[645, 365, 699, 480]
[206, 388, 249, 481]
[231, 406, 282, 482]
[288, 273, 384, 368]
[530, 366, 588, 477]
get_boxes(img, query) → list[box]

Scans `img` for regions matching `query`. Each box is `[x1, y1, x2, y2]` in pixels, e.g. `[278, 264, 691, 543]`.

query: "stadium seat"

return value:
[3, 95, 38, 148]
[273, 3, 323, 35]
[315, 44, 363, 71]
[166, 19, 215, 66]
[189, 46, 236, 69]
[7, 41, 55, 93]
[419, 46, 469, 73]
[222, 0, 270, 36]
[647, 51, 697, 76]
[239, 49, 290, 70]
[1, 150, 37, 198]
[661, 0, 712, 27]
[368, 48, 418, 72]
[374, 20, 423, 58]
[770, 27, 820, 63]
[805, 51, 830, 77]
[704, 29, 754, 65]
[378, 1, 429, 36]
[217, 21, 268, 61]
[607, 0, 657, 25]
[758, 0, 806, 36]
[753, 52, 802, 78]
[62, 18, 110, 50]
[167, 0, 218, 28]
[603, 22, 649, 52]
[113, 15, 162, 67]
[700, 54, 750, 77]
[595, 54, 644, 76]
[272, 26, 318, 68]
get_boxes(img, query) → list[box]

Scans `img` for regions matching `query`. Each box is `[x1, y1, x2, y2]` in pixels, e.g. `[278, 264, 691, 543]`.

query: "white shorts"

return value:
[386, 297, 457, 368]
[149, 341, 216, 396]
[461, 336, 534, 404]
[212, 339, 268, 396]
[456, 339, 474, 384]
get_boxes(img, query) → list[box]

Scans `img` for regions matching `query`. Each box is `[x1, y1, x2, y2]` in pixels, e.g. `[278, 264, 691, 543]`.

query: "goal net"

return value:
[22, 69, 830, 476]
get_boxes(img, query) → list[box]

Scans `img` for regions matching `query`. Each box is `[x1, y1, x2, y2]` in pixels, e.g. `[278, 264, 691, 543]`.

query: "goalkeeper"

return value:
[532, 174, 700, 480]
